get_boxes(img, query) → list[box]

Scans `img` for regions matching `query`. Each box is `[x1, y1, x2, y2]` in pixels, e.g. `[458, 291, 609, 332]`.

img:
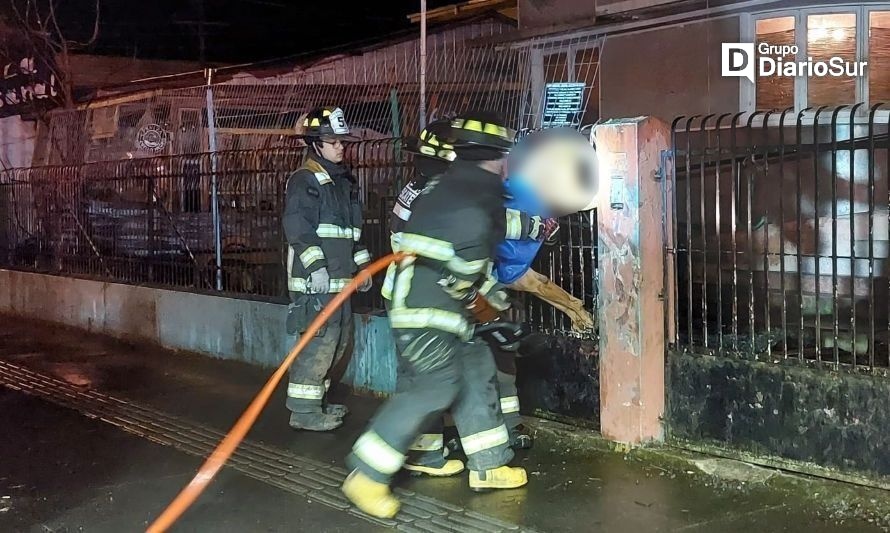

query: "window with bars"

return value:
[541, 44, 601, 125]
[748, 6, 890, 111]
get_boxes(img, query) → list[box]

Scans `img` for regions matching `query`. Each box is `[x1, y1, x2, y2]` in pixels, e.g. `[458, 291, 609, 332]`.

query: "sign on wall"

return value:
[542, 82, 586, 128]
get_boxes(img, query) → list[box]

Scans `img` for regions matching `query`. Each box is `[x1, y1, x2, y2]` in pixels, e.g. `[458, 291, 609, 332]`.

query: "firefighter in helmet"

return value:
[342, 112, 529, 519]
[388, 122, 592, 470]
[282, 106, 371, 432]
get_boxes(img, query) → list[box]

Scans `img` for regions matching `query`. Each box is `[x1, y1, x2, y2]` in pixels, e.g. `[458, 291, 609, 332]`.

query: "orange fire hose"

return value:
[147, 252, 407, 533]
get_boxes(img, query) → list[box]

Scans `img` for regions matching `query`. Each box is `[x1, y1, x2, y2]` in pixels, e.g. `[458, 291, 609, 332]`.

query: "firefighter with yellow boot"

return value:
[387, 119, 555, 473]
[342, 112, 528, 518]
[282, 106, 371, 432]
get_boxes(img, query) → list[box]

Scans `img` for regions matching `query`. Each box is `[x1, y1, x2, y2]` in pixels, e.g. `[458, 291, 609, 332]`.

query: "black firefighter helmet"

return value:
[442, 111, 515, 159]
[406, 119, 456, 178]
[406, 119, 457, 163]
[299, 106, 359, 141]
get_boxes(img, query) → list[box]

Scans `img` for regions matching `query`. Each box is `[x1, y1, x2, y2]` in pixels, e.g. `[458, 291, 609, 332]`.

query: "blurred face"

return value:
[509, 129, 600, 216]
[317, 138, 344, 164]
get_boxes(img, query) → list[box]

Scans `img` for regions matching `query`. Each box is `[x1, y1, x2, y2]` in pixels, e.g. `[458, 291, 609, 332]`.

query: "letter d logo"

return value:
[722, 43, 755, 83]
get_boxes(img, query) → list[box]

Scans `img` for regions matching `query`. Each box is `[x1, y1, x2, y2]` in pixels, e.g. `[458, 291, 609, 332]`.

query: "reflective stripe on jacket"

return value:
[283, 155, 370, 294]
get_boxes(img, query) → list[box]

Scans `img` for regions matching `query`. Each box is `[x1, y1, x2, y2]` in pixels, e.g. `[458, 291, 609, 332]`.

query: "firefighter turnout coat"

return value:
[283, 154, 371, 293]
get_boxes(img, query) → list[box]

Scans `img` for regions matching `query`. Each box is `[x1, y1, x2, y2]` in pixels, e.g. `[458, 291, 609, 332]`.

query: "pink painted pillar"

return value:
[594, 117, 672, 445]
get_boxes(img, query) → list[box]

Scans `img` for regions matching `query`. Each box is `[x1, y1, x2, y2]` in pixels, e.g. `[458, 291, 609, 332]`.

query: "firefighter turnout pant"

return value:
[347, 328, 514, 483]
[408, 353, 523, 466]
[286, 294, 353, 414]
[493, 347, 522, 438]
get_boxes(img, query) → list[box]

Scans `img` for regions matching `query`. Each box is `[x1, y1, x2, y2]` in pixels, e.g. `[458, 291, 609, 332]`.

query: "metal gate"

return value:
[669, 105, 890, 374]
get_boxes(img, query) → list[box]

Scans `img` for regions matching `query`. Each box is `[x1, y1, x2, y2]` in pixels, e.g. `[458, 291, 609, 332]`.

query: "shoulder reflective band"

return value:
[500, 396, 520, 414]
[300, 246, 325, 269]
[316, 224, 354, 239]
[352, 431, 405, 475]
[460, 424, 510, 456]
[505, 209, 523, 240]
[409, 433, 445, 452]
[287, 383, 325, 400]
[354, 249, 371, 265]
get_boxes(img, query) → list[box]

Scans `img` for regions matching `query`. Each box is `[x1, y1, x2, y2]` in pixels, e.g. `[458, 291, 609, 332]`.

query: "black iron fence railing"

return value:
[0, 139, 596, 337]
[670, 105, 890, 374]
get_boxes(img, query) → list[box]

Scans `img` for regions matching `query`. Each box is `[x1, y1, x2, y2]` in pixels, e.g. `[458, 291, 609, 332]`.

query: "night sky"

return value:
[4, 0, 459, 64]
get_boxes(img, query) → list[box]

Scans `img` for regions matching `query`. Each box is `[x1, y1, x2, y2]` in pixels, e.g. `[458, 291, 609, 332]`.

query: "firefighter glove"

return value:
[527, 216, 545, 240]
[308, 267, 330, 293]
[473, 320, 527, 351]
[358, 274, 372, 293]
[542, 218, 560, 244]
[488, 289, 511, 311]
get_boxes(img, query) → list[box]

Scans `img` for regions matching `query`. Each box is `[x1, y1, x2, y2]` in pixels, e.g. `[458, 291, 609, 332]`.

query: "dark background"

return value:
[2, 0, 459, 64]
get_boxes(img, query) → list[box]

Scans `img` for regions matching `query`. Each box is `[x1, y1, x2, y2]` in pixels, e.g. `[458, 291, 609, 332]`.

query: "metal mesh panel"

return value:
[670, 106, 890, 374]
[0, 141, 406, 303]
[37, 25, 605, 163]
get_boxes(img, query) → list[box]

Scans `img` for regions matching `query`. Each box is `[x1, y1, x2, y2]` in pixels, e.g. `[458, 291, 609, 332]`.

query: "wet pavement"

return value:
[0, 316, 887, 532]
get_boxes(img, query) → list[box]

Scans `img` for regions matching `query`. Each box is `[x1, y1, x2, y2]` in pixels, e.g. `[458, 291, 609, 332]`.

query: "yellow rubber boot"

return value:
[468, 466, 528, 492]
[404, 459, 465, 477]
[341, 469, 401, 519]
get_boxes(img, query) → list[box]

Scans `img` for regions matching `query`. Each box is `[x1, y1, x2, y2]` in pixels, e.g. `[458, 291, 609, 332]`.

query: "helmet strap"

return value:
[310, 139, 324, 158]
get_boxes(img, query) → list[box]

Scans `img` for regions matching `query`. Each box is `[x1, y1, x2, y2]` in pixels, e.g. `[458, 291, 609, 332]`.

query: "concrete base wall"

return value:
[668, 351, 890, 479]
[0, 269, 397, 394]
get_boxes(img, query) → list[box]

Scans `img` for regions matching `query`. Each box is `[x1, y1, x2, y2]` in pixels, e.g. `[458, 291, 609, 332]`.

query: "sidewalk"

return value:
[1, 316, 888, 532]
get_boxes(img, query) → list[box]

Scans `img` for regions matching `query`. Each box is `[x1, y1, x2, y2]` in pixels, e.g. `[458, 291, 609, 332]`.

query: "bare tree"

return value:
[5, 0, 101, 109]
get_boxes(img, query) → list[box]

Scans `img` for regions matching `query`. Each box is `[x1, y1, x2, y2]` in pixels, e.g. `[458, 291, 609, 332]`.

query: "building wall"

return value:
[0, 115, 36, 169]
[600, 17, 741, 121]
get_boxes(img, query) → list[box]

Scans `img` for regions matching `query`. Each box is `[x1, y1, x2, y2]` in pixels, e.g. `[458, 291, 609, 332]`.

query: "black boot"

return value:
[289, 412, 343, 431]
[324, 403, 349, 417]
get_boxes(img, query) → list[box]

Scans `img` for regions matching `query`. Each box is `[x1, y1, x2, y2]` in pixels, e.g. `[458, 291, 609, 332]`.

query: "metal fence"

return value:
[33, 24, 604, 167]
[670, 105, 890, 374]
[0, 137, 597, 335]
[0, 139, 410, 311]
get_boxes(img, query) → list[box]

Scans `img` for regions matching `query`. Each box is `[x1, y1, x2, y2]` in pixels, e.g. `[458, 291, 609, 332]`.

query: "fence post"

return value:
[205, 69, 223, 291]
[594, 117, 672, 445]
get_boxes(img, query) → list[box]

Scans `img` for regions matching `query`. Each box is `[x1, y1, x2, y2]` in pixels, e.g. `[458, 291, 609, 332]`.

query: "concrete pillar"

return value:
[594, 116, 672, 445]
